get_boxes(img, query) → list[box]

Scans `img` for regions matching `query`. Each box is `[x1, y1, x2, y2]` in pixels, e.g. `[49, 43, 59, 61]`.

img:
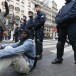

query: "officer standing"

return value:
[20, 16, 27, 30]
[0, 0, 9, 42]
[26, 11, 34, 39]
[14, 24, 19, 42]
[34, 4, 46, 59]
[52, 0, 76, 64]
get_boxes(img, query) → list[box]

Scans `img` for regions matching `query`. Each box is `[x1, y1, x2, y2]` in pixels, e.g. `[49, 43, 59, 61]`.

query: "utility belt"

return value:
[63, 18, 76, 25]
[57, 19, 76, 29]
[68, 19, 76, 24]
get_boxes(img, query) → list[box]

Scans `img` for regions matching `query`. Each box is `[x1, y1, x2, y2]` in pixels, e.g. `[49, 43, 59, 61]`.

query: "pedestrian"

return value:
[0, 29, 36, 74]
[0, 0, 9, 41]
[33, 4, 46, 59]
[14, 24, 19, 42]
[26, 11, 34, 39]
[52, 0, 76, 64]
[0, 26, 3, 42]
[20, 16, 27, 30]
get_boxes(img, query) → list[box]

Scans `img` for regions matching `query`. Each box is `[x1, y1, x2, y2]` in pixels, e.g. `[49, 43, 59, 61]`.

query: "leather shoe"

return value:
[52, 58, 63, 64]
[36, 55, 42, 60]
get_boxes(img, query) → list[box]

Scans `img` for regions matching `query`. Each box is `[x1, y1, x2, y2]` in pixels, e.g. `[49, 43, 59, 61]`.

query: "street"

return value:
[0, 39, 76, 76]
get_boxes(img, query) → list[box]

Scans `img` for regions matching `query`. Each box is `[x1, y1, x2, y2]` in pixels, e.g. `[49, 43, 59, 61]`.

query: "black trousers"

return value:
[14, 36, 19, 42]
[35, 39, 43, 56]
[56, 26, 67, 59]
[57, 24, 76, 61]
[35, 30, 44, 56]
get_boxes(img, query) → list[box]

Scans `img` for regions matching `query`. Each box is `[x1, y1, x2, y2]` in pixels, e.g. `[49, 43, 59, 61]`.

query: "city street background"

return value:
[0, 0, 76, 76]
[0, 39, 76, 76]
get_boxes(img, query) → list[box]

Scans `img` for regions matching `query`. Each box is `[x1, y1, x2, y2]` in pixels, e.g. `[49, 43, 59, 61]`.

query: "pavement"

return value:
[0, 39, 76, 76]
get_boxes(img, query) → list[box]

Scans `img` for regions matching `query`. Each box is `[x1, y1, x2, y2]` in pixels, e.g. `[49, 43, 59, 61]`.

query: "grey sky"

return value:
[40, 0, 65, 9]
[54, 0, 65, 9]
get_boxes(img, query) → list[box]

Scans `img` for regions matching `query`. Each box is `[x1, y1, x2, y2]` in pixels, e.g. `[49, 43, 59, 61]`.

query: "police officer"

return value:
[0, 0, 9, 40]
[20, 16, 27, 30]
[14, 24, 19, 42]
[34, 4, 46, 59]
[52, 0, 76, 64]
[26, 11, 34, 39]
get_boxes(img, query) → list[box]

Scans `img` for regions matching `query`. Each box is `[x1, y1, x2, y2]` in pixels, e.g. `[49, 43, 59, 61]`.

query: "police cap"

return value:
[35, 4, 40, 7]
[28, 11, 33, 14]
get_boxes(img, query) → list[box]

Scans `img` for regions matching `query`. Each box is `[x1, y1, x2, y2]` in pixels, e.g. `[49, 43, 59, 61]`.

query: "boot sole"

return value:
[52, 61, 62, 64]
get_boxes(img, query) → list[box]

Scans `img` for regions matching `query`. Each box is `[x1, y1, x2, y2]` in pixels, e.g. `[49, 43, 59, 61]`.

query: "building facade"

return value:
[0, 0, 34, 25]
[0, 0, 58, 38]
[31, 0, 58, 38]
[0, 0, 34, 40]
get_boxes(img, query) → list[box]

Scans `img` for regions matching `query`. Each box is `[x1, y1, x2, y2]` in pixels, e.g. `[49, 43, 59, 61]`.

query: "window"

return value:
[10, 0, 14, 2]
[21, 5, 24, 7]
[28, 5, 31, 7]
[28, 8, 31, 11]
[14, 16, 20, 20]
[15, 7, 20, 12]
[9, 5, 14, 10]
[16, 0, 20, 1]
[16, 3, 19, 5]
[28, 2, 31, 4]
[7, 0, 10, 1]
[21, 10, 24, 13]
[1, 2, 5, 6]
[22, 1, 24, 4]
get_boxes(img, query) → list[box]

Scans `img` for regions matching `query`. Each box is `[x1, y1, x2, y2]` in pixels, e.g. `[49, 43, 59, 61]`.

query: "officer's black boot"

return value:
[35, 40, 43, 60]
[72, 43, 76, 64]
[39, 42, 43, 59]
[52, 42, 64, 64]
[52, 58, 63, 64]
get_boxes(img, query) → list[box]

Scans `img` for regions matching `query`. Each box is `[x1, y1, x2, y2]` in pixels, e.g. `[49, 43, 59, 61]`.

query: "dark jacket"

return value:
[34, 11, 46, 30]
[14, 27, 19, 37]
[33, 11, 46, 41]
[20, 20, 26, 29]
[55, 0, 76, 25]
[26, 17, 33, 29]
[26, 17, 34, 39]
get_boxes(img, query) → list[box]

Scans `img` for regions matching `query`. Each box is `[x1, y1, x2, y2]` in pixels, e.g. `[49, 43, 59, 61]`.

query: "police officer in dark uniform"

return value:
[14, 24, 19, 42]
[52, 0, 76, 64]
[26, 11, 34, 39]
[34, 4, 46, 59]
[20, 16, 27, 30]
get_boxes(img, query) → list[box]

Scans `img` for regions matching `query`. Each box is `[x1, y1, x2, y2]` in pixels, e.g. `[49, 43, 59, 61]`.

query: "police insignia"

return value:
[41, 15, 44, 18]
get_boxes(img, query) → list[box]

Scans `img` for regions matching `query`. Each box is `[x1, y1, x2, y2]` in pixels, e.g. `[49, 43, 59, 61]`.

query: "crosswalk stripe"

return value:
[43, 40, 69, 49]
[43, 42, 57, 45]
[43, 40, 73, 58]
[43, 45, 56, 48]
[49, 46, 72, 53]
